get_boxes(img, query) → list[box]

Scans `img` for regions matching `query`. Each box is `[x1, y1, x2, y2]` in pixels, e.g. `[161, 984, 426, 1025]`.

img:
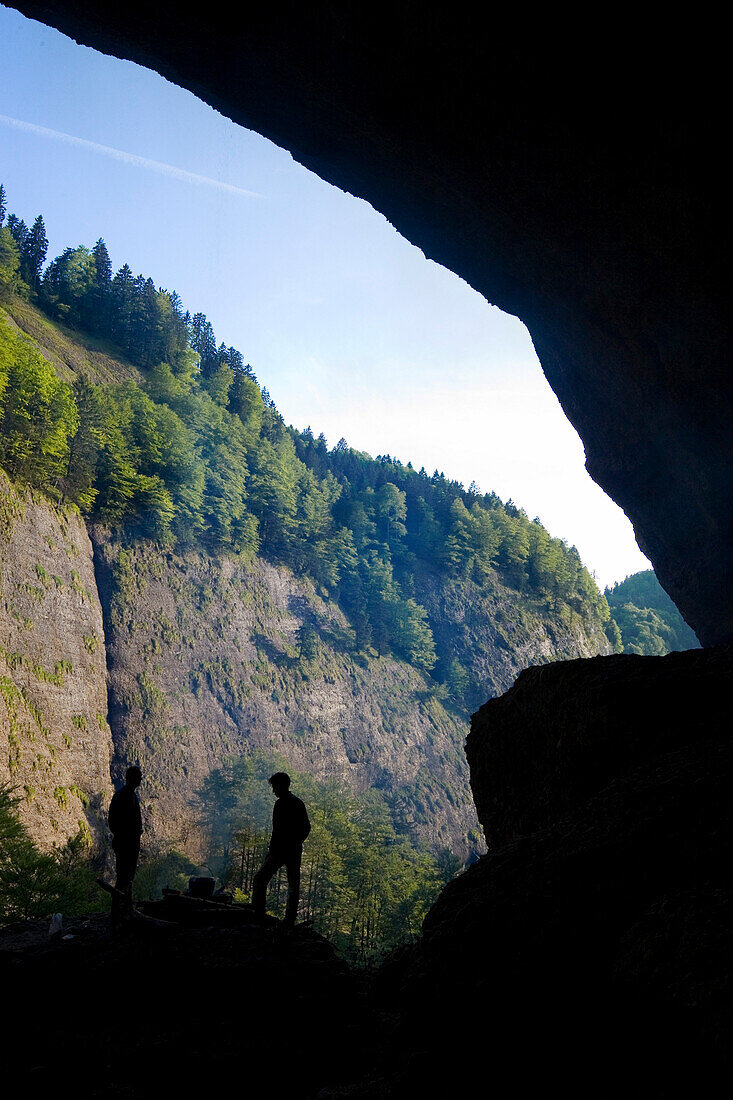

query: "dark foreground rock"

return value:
[467, 646, 733, 845]
[343, 648, 732, 1097]
[4, 649, 730, 1098]
[1, 914, 377, 1099]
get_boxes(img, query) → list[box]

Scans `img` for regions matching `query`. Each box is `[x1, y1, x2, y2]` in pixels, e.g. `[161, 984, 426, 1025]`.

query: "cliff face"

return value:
[417, 571, 612, 709]
[0, 473, 114, 850]
[91, 528, 480, 859]
[0, 478, 615, 862]
[466, 647, 731, 846]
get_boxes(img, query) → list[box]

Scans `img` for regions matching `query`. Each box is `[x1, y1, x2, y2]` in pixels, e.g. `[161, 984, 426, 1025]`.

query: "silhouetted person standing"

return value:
[108, 765, 143, 920]
[252, 772, 311, 928]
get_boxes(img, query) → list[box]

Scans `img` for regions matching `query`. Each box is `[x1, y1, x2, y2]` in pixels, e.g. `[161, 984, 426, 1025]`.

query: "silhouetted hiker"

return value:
[108, 765, 143, 920]
[252, 772, 311, 928]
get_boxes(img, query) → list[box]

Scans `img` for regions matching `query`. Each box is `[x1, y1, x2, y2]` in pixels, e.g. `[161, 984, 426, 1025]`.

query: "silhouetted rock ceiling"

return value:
[12, 5, 731, 645]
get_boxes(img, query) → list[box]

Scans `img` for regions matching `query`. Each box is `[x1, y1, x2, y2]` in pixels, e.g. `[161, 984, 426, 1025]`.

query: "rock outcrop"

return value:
[0, 474, 114, 850]
[467, 646, 732, 845]
[12, 4, 730, 647]
[353, 648, 732, 1096]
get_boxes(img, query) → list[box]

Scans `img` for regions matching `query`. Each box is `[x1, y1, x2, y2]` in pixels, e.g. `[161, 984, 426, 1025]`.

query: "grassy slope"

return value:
[2, 294, 142, 385]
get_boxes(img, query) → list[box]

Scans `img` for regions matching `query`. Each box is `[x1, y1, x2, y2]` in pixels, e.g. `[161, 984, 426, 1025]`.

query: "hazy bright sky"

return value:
[0, 5, 651, 588]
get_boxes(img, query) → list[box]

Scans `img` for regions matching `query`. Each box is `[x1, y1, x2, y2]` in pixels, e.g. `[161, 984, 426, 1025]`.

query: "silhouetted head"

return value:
[125, 765, 142, 789]
[269, 772, 291, 797]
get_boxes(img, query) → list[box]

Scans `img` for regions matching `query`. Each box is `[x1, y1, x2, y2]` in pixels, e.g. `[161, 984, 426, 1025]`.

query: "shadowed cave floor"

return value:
[2, 912, 381, 1098]
[4, 881, 729, 1100]
[4, 651, 731, 1098]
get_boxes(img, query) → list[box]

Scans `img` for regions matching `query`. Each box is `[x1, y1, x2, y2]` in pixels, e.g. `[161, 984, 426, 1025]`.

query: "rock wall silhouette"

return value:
[11, 4, 731, 645]
[2, 12, 729, 1087]
[358, 647, 732, 1097]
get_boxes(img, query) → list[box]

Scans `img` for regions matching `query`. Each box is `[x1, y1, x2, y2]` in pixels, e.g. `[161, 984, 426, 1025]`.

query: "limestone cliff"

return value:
[0, 478, 615, 863]
[0, 473, 114, 850]
[91, 529, 479, 860]
[417, 570, 613, 709]
[0, 299, 615, 862]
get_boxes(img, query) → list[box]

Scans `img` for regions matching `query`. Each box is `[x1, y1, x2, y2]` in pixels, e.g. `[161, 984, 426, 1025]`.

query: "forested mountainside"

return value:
[0, 187, 616, 683]
[2, 185, 623, 948]
[605, 570, 700, 655]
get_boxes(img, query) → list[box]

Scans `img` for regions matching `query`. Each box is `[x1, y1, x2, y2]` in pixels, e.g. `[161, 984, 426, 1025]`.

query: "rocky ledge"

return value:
[1, 911, 378, 1099]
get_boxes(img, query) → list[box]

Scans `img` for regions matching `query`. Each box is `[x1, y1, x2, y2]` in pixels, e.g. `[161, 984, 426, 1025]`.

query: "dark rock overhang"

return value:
[9, 5, 731, 644]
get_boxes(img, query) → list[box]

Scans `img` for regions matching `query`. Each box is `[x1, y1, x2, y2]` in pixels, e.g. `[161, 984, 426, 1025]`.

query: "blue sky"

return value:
[0, 4, 651, 588]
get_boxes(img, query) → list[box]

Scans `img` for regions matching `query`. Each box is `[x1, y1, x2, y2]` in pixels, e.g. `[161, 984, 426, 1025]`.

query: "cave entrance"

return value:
[0, 6, 651, 596]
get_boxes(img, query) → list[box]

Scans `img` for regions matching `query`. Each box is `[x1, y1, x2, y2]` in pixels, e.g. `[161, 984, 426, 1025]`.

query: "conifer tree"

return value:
[6, 214, 27, 250]
[0, 225, 19, 288]
[227, 346, 244, 373]
[20, 215, 48, 291]
[61, 373, 102, 508]
[110, 263, 136, 349]
[92, 238, 112, 287]
[90, 238, 112, 333]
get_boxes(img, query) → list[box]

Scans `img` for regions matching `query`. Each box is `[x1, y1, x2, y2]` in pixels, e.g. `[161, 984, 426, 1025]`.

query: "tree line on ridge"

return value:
[1, 185, 626, 687]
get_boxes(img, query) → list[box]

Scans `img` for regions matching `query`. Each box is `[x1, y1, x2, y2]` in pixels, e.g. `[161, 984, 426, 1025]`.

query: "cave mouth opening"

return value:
[0, 4, 656, 600]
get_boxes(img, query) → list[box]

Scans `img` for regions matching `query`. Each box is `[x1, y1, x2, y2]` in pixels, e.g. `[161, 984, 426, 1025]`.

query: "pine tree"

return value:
[189, 313, 218, 377]
[92, 238, 112, 287]
[227, 346, 244, 373]
[20, 215, 48, 291]
[0, 184, 6, 227]
[139, 276, 163, 366]
[110, 263, 136, 350]
[90, 238, 112, 333]
[6, 215, 28, 256]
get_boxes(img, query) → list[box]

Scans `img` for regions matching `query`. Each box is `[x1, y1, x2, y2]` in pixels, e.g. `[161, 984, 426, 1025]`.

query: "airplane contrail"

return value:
[0, 114, 263, 198]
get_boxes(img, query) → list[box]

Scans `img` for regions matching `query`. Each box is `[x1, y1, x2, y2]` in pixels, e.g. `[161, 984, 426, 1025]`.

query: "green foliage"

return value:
[200, 752, 461, 963]
[0, 785, 104, 924]
[0, 225, 21, 290]
[606, 570, 700, 655]
[0, 314, 77, 491]
[1, 183, 616, 699]
[297, 622, 320, 661]
[133, 850, 200, 901]
[444, 656, 470, 704]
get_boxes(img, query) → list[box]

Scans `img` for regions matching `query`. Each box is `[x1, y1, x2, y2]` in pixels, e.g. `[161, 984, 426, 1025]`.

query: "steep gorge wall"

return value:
[92, 532, 614, 863]
[0, 481, 614, 863]
[0, 474, 114, 850]
[91, 529, 479, 860]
